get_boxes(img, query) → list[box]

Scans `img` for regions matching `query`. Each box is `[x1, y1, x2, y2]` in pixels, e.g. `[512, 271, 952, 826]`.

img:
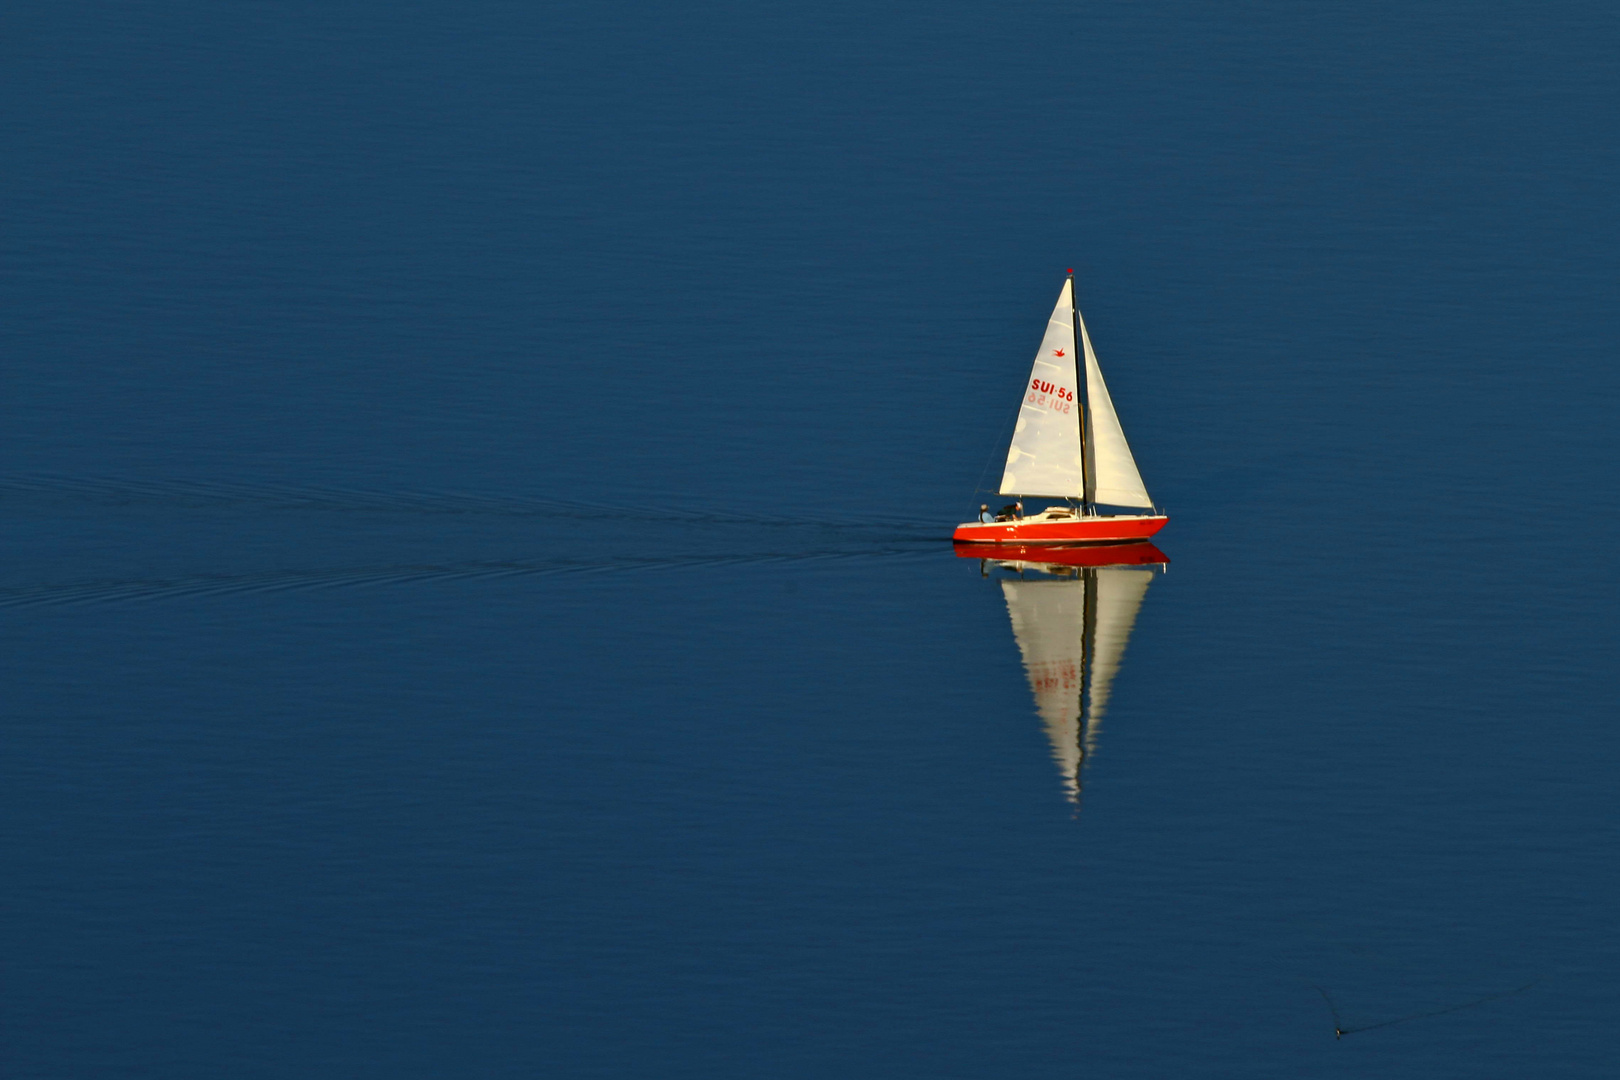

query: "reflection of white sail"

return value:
[1001, 579, 1087, 799]
[1000, 567, 1155, 801]
[1083, 568, 1154, 758]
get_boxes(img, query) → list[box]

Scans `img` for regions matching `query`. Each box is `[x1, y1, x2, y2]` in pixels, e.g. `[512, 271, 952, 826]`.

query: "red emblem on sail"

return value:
[1053, 348, 1065, 356]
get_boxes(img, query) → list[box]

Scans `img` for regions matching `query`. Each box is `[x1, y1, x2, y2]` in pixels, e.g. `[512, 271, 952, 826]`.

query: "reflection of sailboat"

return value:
[990, 547, 1163, 803]
[952, 539, 1166, 569]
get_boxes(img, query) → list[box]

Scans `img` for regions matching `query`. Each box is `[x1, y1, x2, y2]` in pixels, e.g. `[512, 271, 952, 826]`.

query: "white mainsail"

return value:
[1000, 566, 1156, 801]
[999, 280, 1084, 498]
[1078, 314, 1154, 509]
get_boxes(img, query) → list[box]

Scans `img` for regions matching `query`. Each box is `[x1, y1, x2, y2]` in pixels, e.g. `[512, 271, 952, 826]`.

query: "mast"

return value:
[1071, 270, 1094, 512]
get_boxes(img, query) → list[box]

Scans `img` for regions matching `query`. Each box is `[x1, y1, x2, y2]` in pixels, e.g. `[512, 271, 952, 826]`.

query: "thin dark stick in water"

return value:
[1335, 981, 1538, 1037]
[1312, 985, 1346, 1040]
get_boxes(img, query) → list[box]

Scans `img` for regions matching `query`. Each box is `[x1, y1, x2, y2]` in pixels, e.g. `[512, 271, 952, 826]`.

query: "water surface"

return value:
[4, 2, 1618, 1076]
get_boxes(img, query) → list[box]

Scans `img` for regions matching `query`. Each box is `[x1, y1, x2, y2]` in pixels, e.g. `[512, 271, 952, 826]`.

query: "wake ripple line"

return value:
[0, 546, 934, 609]
[0, 473, 939, 533]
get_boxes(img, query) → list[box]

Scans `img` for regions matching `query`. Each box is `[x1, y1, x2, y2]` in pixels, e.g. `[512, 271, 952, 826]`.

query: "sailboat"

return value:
[954, 273, 1168, 545]
[994, 554, 1160, 803]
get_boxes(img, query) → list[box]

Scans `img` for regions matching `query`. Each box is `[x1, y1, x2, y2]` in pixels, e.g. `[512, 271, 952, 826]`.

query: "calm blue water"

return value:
[5, 2, 1618, 1075]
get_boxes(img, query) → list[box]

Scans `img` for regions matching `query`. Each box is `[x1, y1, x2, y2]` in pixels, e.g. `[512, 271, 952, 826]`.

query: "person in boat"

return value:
[978, 504, 994, 523]
[995, 501, 1023, 521]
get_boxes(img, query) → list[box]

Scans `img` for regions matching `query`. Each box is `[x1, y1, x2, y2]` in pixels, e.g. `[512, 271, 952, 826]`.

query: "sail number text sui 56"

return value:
[1029, 379, 1074, 414]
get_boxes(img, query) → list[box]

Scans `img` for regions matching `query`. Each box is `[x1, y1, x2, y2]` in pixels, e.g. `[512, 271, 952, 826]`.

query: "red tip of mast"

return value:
[1066, 268, 1074, 274]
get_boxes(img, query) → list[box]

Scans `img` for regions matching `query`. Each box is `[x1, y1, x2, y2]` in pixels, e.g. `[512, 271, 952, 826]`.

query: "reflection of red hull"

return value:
[951, 514, 1168, 544]
[953, 540, 1169, 568]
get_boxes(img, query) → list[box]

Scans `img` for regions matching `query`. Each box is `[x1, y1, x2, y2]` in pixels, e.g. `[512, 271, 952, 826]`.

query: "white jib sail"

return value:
[1000, 280, 1084, 498]
[1078, 314, 1154, 509]
[1082, 567, 1154, 758]
[1001, 578, 1087, 801]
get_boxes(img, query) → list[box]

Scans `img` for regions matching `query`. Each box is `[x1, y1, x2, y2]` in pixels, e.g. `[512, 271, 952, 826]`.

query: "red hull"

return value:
[951, 514, 1168, 544]
[953, 540, 1169, 568]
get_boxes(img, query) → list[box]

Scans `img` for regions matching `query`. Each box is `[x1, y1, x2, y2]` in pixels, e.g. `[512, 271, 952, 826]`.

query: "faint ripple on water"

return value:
[0, 473, 937, 531]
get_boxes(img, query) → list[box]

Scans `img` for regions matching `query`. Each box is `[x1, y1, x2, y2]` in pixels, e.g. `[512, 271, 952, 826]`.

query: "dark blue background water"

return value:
[5, 2, 1617, 1075]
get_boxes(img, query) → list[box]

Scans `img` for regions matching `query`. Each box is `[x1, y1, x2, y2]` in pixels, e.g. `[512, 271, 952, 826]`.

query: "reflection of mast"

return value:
[1000, 566, 1154, 804]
